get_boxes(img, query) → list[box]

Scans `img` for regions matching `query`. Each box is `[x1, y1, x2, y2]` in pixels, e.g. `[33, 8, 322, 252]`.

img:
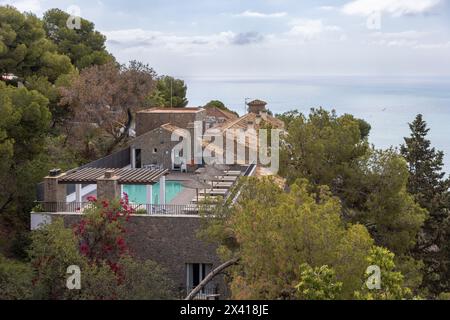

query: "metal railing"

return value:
[180, 286, 220, 300]
[33, 202, 216, 216]
[33, 202, 94, 213]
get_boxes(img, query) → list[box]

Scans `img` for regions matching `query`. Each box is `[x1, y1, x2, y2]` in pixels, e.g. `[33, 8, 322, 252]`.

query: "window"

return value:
[135, 149, 142, 168]
[153, 148, 158, 154]
[186, 263, 212, 293]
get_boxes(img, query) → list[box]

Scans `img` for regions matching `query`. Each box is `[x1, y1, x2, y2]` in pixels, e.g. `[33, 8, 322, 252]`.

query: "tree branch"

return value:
[185, 257, 239, 300]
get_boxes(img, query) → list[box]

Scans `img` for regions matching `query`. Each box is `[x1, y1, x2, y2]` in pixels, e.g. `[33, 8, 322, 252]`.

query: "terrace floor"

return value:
[166, 173, 198, 205]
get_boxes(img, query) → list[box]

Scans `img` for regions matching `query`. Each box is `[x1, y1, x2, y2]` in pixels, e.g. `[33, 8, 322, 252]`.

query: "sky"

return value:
[2, 0, 450, 79]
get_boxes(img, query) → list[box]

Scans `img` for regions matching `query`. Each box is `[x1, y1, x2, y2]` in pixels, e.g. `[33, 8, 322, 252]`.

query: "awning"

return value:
[58, 168, 169, 185]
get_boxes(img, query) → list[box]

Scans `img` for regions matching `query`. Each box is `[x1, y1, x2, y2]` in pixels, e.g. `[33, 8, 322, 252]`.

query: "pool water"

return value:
[123, 182, 184, 205]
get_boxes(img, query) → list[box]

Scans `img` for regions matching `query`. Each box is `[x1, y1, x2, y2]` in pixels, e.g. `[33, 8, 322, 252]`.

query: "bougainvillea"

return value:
[74, 194, 134, 277]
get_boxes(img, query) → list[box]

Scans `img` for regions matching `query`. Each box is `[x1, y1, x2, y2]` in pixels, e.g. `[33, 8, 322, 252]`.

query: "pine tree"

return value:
[401, 114, 450, 296]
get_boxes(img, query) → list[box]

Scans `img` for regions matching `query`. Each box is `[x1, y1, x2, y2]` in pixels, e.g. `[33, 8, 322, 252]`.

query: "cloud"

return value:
[367, 30, 450, 49]
[104, 29, 264, 52]
[235, 10, 287, 18]
[287, 19, 342, 40]
[318, 6, 337, 11]
[342, 0, 441, 17]
[0, 0, 42, 13]
[231, 32, 264, 45]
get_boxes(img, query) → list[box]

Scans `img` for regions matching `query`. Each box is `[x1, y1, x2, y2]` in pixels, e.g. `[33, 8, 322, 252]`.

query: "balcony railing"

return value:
[179, 286, 220, 300]
[33, 202, 216, 216]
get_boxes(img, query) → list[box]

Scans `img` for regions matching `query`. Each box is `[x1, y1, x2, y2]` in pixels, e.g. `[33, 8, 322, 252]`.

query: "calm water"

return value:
[123, 181, 184, 205]
[186, 76, 450, 173]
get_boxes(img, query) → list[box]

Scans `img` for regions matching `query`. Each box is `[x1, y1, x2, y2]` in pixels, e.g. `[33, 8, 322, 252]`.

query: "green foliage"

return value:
[29, 218, 86, 299]
[280, 108, 426, 260]
[280, 108, 369, 189]
[356, 149, 427, 255]
[0, 82, 52, 250]
[147, 76, 188, 108]
[0, 6, 74, 82]
[355, 247, 413, 300]
[204, 100, 239, 117]
[43, 9, 113, 70]
[295, 264, 342, 300]
[115, 256, 174, 300]
[203, 177, 375, 299]
[0, 254, 33, 300]
[401, 114, 450, 296]
[27, 207, 174, 300]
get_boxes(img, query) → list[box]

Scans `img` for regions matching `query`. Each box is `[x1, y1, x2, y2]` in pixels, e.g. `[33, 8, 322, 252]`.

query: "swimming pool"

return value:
[123, 181, 184, 205]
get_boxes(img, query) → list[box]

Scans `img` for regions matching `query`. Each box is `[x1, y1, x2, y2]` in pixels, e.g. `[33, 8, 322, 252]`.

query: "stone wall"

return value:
[131, 128, 177, 170]
[136, 109, 206, 137]
[38, 213, 226, 298]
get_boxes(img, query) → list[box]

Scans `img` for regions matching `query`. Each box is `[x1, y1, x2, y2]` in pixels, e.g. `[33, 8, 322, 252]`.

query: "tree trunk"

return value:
[185, 257, 239, 300]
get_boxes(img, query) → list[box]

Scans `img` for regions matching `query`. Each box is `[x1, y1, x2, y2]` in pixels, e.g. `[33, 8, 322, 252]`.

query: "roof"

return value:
[137, 107, 204, 114]
[205, 106, 238, 121]
[218, 113, 285, 131]
[58, 168, 169, 185]
[247, 99, 267, 106]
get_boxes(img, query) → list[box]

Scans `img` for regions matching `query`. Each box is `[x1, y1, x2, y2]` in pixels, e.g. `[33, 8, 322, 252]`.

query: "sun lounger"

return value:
[224, 170, 242, 176]
[213, 176, 238, 182]
[199, 189, 228, 196]
[207, 181, 234, 189]
[191, 195, 222, 204]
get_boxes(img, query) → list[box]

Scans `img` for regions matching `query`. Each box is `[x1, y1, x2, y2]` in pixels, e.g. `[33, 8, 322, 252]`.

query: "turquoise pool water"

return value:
[123, 182, 184, 205]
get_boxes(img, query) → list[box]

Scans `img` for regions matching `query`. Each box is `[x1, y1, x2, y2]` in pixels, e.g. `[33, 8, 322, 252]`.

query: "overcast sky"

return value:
[3, 0, 450, 79]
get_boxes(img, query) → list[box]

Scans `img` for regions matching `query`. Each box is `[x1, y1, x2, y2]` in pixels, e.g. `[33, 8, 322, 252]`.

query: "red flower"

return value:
[87, 195, 97, 202]
[80, 242, 90, 256]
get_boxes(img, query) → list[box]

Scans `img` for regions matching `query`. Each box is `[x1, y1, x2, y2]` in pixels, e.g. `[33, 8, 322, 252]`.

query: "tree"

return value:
[0, 6, 74, 82]
[280, 108, 369, 190]
[29, 218, 89, 299]
[0, 82, 51, 254]
[43, 9, 114, 70]
[0, 254, 33, 300]
[201, 177, 375, 299]
[355, 149, 427, 256]
[28, 196, 174, 300]
[355, 246, 414, 300]
[401, 114, 450, 295]
[295, 264, 342, 300]
[204, 100, 239, 117]
[280, 109, 426, 263]
[59, 61, 157, 160]
[147, 76, 188, 108]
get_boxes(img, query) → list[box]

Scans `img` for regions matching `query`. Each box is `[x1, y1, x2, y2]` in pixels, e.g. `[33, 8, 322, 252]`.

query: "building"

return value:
[32, 99, 279, 299]
[135, 107, 206, 137]
[247, 99, 268, 115]
[204, 106, 238, 128]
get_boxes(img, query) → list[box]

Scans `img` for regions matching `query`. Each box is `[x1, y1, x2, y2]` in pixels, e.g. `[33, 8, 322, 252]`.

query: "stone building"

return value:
[247, 99, 268, 115]
[135, 107, 206, 136]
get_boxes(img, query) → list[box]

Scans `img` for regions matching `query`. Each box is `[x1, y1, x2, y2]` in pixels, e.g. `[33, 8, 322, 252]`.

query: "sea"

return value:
[186, 75, 450, 173]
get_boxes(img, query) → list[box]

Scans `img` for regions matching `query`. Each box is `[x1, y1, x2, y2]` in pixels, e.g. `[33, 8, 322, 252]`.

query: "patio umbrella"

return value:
[210, 161, 230, 172]
[204, 164, 228, 188]
[181, 177, 210, 204]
